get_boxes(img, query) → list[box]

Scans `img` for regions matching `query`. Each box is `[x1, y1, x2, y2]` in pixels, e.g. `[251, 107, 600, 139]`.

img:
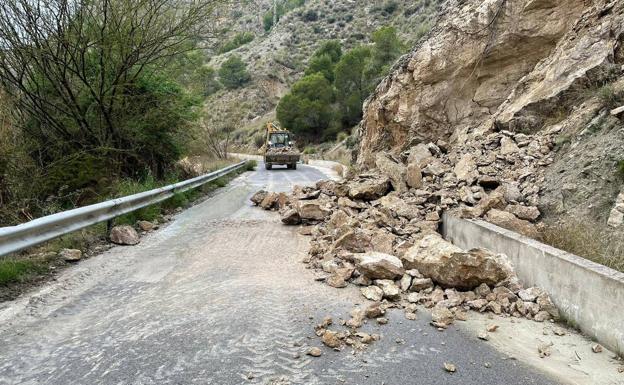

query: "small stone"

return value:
[486, 324, 499, 332]
[361, 286, 384, 301]
[307, 347, 322, 357]
[137, 220, 155, 231]
[538, 343, 552, 358]
[376, 317, 389, 325]
[553, 328, 566, 336]
[484, 362, 492, 368]
[405, 312, 417, 320]
[592, 344, 603, 353]
[321, 330, 343, 349]
[59, 248, 82, 262]
[365, 302, 384, 319]
[478, 332, 489, 341]
[444, 362, 456, 373]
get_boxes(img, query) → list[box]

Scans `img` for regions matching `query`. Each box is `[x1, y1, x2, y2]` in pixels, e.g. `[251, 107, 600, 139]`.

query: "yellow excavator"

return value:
[263, 122, 300, 170]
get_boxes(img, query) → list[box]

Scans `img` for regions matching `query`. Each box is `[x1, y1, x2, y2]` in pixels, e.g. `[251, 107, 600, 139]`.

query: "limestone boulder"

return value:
[280, 208, 301, 225]
[354, 252, 405, 280]
[250, 190, 268, 205]
[297, 200, 331, 221]
[110, 225, 140, 245]
[59, 248, 82, 262]
[375, 153, 407, 192]
[403, 234, 514, 290]
[347, 176, 391, 201]
[486, 209, 540, 239]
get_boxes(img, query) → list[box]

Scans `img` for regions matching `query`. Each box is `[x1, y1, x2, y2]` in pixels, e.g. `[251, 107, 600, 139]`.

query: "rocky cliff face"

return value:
[358, 0, 624, 227]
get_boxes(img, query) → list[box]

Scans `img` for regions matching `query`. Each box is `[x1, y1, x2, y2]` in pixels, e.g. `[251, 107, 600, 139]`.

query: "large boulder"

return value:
[403, 234, 514, 290]
[454, 154, 479, 184]
[110, 225, 140, 245]
[250, 190, 268, 205]
[486, 209, 540, 239]
[280, 208, 301, 225]
[375, 153, 407, 192]
[59, 248, 82, 262]
[379, 194, 421, 220]
[347, 175, 391, 201]
[406, 163, 423, 189]
[260, 192, 280, 210]
[334, 230, 372, 253]
[354, 252, 405, 280]
[297, 199, 331, 221]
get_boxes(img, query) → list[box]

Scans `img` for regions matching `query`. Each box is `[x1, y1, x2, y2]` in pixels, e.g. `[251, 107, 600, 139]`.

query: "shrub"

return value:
[219, 56, 251, 89]
[245, 160, 258, 171]
[303, 9, 318, 22]
[336, 132, 349, 142]
[383, 1, 398, 14]
[597, 84, 624, 109]
[218, 32, 255, 54]
[277, 73, 335, 141]
[254, 134, 265, 148]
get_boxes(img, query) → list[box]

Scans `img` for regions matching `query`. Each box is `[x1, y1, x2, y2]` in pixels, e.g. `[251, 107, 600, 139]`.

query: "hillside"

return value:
[353, 0, 624, 265]
[197, 0, 443, 151]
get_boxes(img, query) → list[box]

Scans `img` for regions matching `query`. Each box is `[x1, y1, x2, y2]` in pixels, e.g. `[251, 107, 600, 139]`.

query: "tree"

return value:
[370, 26, 404, 77]
[277, 73, 335, 141]
[195, 66, 222, 96]
[313, 41, 343, 64]
[305, 54, 336, 82]
[334, 46, 375, 126]
[0, 0, 221, 184]
[219, 56, 252, 89]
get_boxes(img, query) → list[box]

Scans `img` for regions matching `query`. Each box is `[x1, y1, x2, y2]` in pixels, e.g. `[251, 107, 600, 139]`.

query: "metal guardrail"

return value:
[0, 161, 247, 257]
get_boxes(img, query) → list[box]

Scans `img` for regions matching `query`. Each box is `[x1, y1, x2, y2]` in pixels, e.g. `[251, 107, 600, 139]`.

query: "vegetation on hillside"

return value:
[276, 27, 405, 143]
[0, 0, 224, 225]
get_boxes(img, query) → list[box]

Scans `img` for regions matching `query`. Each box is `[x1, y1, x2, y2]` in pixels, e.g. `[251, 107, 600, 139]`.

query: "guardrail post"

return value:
[106, 219, 113, 237]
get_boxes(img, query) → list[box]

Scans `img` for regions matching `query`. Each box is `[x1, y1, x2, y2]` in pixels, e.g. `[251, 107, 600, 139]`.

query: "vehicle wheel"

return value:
[265, 163, 272, 170]
[286, 164, 292, 169]
[291, 163, 297, 170]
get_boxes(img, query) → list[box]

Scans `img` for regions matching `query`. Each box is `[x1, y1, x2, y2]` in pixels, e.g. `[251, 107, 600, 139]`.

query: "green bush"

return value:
[245, 160, 258, 171]
[218, 32, 255, 54]
[336, 132, 349, 142]
[303, 9, 318, 22]
[219, 55, 251, 89]
[383, 1, 398, 14]
[277, 73, 335, 141]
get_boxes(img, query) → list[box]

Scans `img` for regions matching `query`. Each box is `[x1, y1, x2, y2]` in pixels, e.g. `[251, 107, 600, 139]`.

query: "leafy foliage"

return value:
[219, 56, 252, 89]
[218, 32, 255, 54]
[263, 0, 306, 31]
[276, 73, 335, 140]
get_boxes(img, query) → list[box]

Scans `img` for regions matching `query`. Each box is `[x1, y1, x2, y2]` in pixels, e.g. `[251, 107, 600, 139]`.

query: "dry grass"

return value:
[542, 220, 624, 273]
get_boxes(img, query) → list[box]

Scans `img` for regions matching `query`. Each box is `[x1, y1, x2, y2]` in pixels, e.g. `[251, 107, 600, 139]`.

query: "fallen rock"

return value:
[486, 209, 540, 239]
[431, 306, 454, 328]
[59, 248, 82, 262]
[406, 163, 423, 189]
[347, 176, 391, 201]
[307, 347, 322, 357]
[361, 286, 384, 301]
[321, 330, 343, 349]
[375, 279, 401, 301]
[137, 220, 155, 231]
[297, 200, 331, 221]
[260, 192, 279, 210]
[376, 153, 408, 192]
[110, 225, 140, 245]
[454, 154, 478, 184]
[592, 344, 603, 353]
[335, 230, 372, 253]
[365, 302, 384, 318]
[506, 205, 540, 221]
[355, 252, 405, 280]
[281, 208, 301, 225]
[250, 190, 268, 205]
[346, 308, 365, 328]
[403, 234, 514, 289]
[443, 362, 457, 373]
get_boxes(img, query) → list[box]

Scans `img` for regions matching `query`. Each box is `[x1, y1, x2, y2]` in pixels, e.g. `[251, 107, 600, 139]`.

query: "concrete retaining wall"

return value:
[441, 213, 624, 356]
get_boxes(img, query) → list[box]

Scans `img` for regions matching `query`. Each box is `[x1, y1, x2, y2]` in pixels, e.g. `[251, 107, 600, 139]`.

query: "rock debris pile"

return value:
[251, 132, 563, 349]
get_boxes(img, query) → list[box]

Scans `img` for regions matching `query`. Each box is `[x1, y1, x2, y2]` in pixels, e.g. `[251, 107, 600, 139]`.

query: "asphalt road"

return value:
[0, 162, 561, 385]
